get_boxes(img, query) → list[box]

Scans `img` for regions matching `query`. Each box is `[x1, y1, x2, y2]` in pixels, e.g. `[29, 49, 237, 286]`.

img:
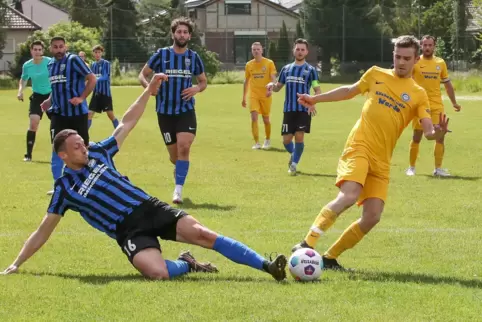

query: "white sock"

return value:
[175, 185, 183, 194]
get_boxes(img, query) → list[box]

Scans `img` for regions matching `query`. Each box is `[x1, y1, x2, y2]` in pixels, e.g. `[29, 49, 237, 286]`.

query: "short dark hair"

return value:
[30, 40, 45, 49]
[421, 35, 437, 44]
[393, 35, 420, 55]
[294, 38, 309, 49]
[92, 44, 104, 52]
[53, 129, 78, 153]
[50, 36, 66, 44]
[171, 17, 194, 34]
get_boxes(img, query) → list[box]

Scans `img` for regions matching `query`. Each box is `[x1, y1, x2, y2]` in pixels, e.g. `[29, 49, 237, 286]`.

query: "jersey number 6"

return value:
[123, 239, 137, 256]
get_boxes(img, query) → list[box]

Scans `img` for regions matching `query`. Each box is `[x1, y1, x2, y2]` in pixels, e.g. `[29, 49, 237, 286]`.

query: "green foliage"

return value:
[295, 20, 304, 41]
[111, 57, 121, 78]
[9, 22, 101, 79]
[70, 0, 105, 28]
[276, 21, 291, 66]
[0, 0, 7, 59]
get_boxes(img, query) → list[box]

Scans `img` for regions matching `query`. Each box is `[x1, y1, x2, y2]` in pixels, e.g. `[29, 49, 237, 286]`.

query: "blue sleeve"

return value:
[311, 66, 319, 82]
[95, 136, 119, 158]
[72, 55, 92, 77]
[21, 63, 29, 81]
[47, 184, 69, 215]
[194, 53, 205, 76]
[147, 51, 161, 72]
[278, 66, 286, 84]
[98, 61, 110, 81]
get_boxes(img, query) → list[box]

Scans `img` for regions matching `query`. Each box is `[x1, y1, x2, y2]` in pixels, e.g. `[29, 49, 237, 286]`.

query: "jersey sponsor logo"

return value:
[376, 91, 406, 112]
[286, 75, 306, 84]
[165, 69, 192, 78]
[77, 163, 107, 197]
[49, 75, 67, 84]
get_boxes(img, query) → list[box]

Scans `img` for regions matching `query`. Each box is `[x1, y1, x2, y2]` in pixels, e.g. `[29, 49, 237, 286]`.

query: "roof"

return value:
[198, 0, 299, 18]
[1, 6, 42, 30]
[269, 0, 303, 10]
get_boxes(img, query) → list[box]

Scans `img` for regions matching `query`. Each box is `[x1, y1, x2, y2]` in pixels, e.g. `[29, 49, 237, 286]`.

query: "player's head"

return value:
[293, 38, 309, 62]
[53, 129, 89, 168]
[421, 35, 436, 58]
[78, 51, 86, 61]
[392, 35, 420, 78]
[30, 40, 45, 59]
[251, 42, 263, 59]
[92, 45, 104, 61]
[50, 36, 67, 60]
[171, 17, 194, 48]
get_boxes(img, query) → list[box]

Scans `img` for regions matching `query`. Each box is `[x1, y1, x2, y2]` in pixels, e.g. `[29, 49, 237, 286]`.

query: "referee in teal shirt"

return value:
[17, 40, 52, 162]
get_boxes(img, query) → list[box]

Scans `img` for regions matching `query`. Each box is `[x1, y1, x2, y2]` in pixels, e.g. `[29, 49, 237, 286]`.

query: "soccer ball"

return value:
[289, 248, 323, 281]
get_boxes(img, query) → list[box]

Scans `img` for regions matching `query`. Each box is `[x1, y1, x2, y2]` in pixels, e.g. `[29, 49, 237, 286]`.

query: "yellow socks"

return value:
[264, 122, 271, 140]
[434, 142, 444, 168]
[304, 207, 338, 248]
[324, 221, 365, 259]
[409, 140, 419, 167]
[251, 121, 259, 143]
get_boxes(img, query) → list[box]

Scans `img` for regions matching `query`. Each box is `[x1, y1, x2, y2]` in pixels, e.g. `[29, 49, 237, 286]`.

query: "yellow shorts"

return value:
[249, 97, 272, 117]
[412, 108, 444, 130]
[335, 148, 390, 206]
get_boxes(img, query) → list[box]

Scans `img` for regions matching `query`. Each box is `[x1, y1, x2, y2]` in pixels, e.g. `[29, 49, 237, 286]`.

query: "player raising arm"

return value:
[2, 74, 287, 281]
[292, 35, 449, 271]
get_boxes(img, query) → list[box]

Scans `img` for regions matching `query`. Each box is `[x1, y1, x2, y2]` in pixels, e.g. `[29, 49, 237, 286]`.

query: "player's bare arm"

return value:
[17, 79, 28, 101]
[2, 214, 62, 275]
[181, 72, 207, 101]
[138, 64, 153, 88]
[69, 73, 97, 106]
[242, 78, 249, 107]
[266, 81, 284, 93]
[40, 94, 52, 111]
[113, 74, 166, 148]
[421, 113, 449, 141]
[443, 80, 461, 111]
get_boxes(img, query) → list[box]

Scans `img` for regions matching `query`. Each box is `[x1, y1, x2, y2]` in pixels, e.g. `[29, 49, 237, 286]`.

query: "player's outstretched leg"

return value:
[176, 215, 287, 281]
[131, 248, 217, 280]
[292, 181, 362, 252]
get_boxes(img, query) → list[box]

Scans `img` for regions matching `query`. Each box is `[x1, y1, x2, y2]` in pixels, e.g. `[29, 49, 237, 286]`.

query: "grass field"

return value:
[0, 85, 481, 321]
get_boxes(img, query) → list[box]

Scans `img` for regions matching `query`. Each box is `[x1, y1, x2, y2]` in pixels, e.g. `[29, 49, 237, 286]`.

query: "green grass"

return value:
[0, 85, 481, 321]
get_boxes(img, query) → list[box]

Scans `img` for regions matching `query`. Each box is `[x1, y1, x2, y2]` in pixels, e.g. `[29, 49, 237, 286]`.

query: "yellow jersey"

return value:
[345, 66, 431, 163]
[412, 55, 449, 110]
[245, 57, 276, 99]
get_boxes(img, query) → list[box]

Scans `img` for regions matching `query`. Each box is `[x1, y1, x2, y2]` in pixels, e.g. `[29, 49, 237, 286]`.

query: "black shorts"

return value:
[115, 197, 188, 263]
[49, 114, 89, 144]
[89, 93, 113, 113]
[157, 110, 197, 146]
[29, 93, 50, 119]
[281, 111, 312, 135]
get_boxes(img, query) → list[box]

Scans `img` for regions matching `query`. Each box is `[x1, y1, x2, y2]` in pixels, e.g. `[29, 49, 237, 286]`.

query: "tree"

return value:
[9, 21, 101, 78]
[70, 0, 105, 28]
[295, 19, 304, 41]
[277, 21, 291, 67]
[267, 40, 277, 60]
[0, 0, 6, 59]
[103, 0, 147, 63]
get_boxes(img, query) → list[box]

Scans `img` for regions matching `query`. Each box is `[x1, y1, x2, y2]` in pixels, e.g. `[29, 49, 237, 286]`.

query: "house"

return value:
[12, 0, 70, 30]
[0, 6, 41, 72]
[185, 0, 303, 66]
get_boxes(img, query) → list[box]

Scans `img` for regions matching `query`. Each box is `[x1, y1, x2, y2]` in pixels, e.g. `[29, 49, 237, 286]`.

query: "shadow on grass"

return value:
[422, 175, 481, 181]
[30, 160, 51, 165]
[297, 171, 337, 178]
[262, 147, 286, 153]
[179, 198, 236, 211]
[21, 271, 290, 285]
[350, 270, 482, 289]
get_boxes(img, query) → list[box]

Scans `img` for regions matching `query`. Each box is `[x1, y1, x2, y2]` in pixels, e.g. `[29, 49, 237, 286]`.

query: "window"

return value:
[188, 10, 197, 20]
[225, 3, 251, 15]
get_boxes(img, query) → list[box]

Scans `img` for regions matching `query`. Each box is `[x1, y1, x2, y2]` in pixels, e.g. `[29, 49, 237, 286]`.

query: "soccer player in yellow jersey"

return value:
[292, 35, 449, 271]
[407, 35, 461, 177]
[242, 42, 277, 149]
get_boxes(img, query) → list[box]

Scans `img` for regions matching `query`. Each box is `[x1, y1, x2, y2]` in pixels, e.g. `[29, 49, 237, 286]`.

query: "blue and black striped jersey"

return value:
[91, 59, 111, 97]
[147, 47, 204, 115]
[278, 62, 318, 113]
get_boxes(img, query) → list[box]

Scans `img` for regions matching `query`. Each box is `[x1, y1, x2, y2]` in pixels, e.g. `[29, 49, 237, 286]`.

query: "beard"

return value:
[174, 38, 188, 48]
